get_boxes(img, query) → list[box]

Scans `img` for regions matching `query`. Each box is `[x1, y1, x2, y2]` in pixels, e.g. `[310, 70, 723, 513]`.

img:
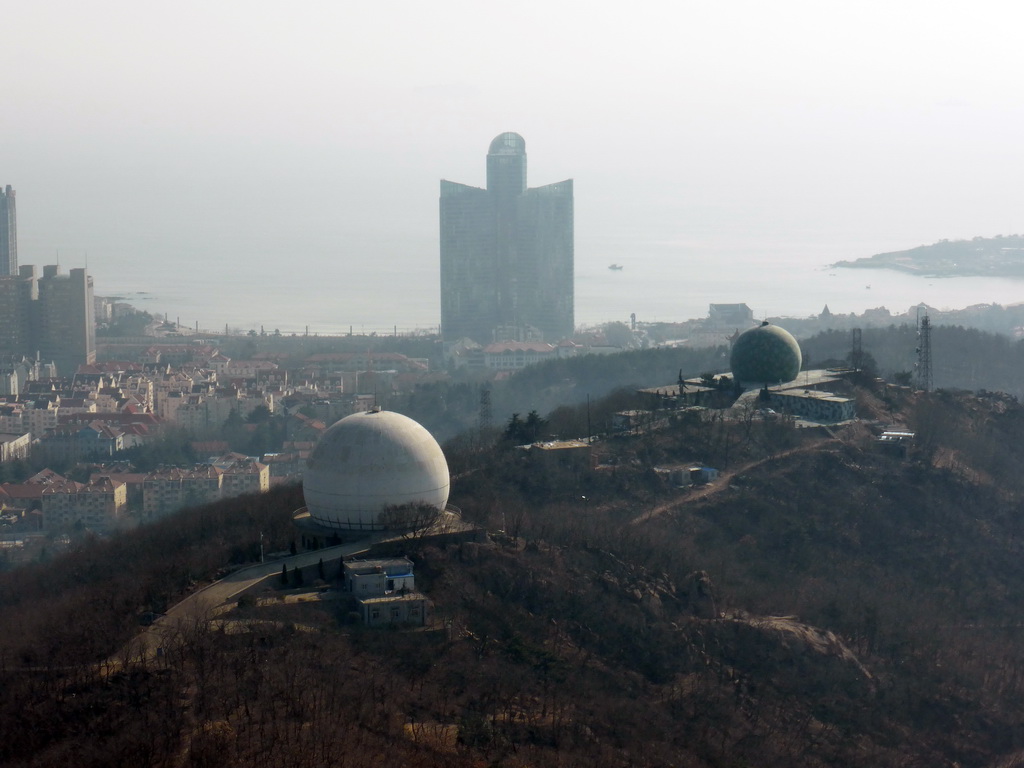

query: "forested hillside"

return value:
[6, 382, 1024, 765]
[394, 344, 728, 442]
[802, 324, 1024, 396]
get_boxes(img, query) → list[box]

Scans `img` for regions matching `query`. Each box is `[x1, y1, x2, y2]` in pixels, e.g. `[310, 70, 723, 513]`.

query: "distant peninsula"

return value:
[834, 234, 1024, 277]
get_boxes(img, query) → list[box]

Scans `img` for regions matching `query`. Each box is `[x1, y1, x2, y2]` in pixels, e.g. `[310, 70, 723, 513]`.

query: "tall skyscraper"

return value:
[0, 266, 37, 354]
[0, 185, 17, 276]
[36, 265, 96, 374]
[0, 265, 96, 376]
[440, 133, 573, 344]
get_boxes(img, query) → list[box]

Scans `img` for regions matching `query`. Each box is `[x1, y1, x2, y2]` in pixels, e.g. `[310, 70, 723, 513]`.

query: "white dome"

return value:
[302, 409, 450, 531]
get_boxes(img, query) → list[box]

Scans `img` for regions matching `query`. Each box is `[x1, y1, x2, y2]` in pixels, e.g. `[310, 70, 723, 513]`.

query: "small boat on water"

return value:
[608, 263, 623, 271]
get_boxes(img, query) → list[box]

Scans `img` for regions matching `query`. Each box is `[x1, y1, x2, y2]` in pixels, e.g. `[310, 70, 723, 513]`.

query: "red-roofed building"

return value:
[42, 477, 127, 532]
[285, 412, 328, 442]
[58, 412, 162, 449]
[261, 451, 304, 479]
[143, 466, 223, 520]
[140, 457, 273, 520]
[89, 471, 147, 510]
[38, 422, 125, 463]
[214, 359, 279, 378]
[0, 483, 43, 512]
[0, 469, 67, 515]
[221, 460, 270, 496]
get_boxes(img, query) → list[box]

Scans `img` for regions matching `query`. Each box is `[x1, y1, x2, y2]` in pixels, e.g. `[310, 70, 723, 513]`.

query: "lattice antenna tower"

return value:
[850, 328, 863, 372]
[916, 311, 933, 392]
[478, 385, 492, 441]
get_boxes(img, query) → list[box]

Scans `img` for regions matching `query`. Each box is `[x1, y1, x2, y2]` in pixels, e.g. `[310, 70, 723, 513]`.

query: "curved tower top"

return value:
[488, 132, 526, 155]
[441, 133, 573, 345]
[487, 132, 527, 197]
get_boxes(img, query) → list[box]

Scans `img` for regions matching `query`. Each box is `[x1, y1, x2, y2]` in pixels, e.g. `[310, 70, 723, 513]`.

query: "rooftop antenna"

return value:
[478, 384, 492, 445]
[851, 328, 863, 372]
[365, 341, 378, 406]
[915, 307, 933, 392]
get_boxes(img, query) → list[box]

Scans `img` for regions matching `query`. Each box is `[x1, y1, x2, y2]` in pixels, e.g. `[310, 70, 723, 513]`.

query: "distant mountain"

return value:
[835, 234, 1024, 276]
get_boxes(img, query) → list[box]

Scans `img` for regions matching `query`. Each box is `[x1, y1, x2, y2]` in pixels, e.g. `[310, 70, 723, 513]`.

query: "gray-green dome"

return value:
[730, 323, 802, 385]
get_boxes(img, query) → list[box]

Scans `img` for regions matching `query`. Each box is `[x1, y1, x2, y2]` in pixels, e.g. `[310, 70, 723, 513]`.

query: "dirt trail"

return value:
[631, 441, 838, 526]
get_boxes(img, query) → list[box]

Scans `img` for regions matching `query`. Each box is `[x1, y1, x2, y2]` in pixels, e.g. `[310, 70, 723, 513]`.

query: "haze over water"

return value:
[77, 226, 1024, 336]
[6, 2, 1023, 335]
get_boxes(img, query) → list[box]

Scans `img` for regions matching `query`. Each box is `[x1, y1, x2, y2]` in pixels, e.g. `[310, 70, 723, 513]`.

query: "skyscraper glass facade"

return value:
[440, 133, 573, 344]
[0, 186, 17, 276]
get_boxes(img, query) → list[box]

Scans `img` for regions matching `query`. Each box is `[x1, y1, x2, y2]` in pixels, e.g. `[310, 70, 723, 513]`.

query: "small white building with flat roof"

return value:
[343, 556, 429, 626]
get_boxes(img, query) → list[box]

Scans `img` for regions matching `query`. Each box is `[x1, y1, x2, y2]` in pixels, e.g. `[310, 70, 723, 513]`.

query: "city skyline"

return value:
[4, 4, 1024, 332]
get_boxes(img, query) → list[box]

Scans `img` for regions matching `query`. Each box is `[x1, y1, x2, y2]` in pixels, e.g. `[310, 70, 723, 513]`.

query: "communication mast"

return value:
[850, 328, 863, 372]
[916, 310, 933, 392]
[478, 385, 492, 442]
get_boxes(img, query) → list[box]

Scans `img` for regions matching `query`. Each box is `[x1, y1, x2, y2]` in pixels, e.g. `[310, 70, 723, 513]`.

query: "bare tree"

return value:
[377, 503, 442, 534]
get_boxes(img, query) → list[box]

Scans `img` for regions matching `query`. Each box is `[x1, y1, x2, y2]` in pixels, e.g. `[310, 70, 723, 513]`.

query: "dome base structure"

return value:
[292, 504, 479, 551]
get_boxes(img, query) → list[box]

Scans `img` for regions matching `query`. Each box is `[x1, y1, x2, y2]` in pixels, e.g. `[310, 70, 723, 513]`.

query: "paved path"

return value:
[112, 510, 477, 666]
[127, 537, 384, 662]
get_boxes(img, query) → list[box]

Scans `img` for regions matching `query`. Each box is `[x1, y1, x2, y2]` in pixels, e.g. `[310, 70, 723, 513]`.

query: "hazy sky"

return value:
[4, 1, 1023, 327]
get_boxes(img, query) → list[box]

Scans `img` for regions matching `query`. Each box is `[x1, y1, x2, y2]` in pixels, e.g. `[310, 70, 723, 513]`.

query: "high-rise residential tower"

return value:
[0, 185, 17, 276]
[0, 265, 96, 376]
[440, 133, 574, 344]
[36, 266, 96, 374]
[0, 266, 37, 354]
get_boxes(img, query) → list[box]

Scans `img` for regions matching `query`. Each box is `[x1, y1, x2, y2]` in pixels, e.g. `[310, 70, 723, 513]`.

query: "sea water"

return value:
[92, 229, 1024, 336]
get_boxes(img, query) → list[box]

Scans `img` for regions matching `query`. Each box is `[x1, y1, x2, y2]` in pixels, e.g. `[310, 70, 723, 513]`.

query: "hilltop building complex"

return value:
[440, 133, 574, 346]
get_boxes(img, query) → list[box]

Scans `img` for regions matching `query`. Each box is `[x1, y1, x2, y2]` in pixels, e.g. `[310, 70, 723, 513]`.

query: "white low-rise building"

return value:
[0, 431, 31, 462]
[343, 557, 429, 626]
[483, 341, 558, 370]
